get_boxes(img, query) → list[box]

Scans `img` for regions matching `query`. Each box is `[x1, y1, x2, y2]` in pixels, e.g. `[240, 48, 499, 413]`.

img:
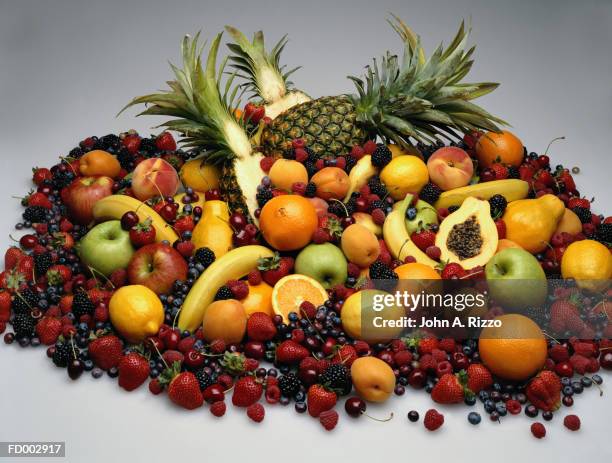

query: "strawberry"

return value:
[526, 370, 561, 411]
[155, 131, 177, 151]
[46, 265, 72, 286]
[247, 270, 262, 286]
[568, 197, 590, 210]
[5, 247, 23, 270]
[411, 229, 436, 252]
[319, 409, 339, 431]
[166, 370, 204, 410]
[27, 192, 52, 209]
[318, 214, 343, 241]
[558, 170, 576, 193]
[549, 300, 585, 333]
[0, 291, 11, 322]
[122, 134, 141, 154]
[490, 163, 508, 180]
[307, 384, 337, 417]
[332, 345, 358, 367]
[431, 372, 466, 404]
[466, 363, 493, 393]
[129, 218, 156, 247]
[441, 262, 466, 279]
[275, 340, 310, 364]
[232, 376, 263, 407]
[246, 403, 265, 422]
[418, 337, 439, 355]
[32, 167, 52, 185]
[258, 254, 294, 286]
[174, 215, 195, 235]
[16, 256, 34, 280]
[89, 335, 123, 370]
[246, 312, 277, 341]
[35, 317, 62, 345]
[423, 409, 444, 431]
[59, 295, 73, 314]
[118, 353, 150, 391]
[51, 231, 74, 250]
[312, 228, 330, 244]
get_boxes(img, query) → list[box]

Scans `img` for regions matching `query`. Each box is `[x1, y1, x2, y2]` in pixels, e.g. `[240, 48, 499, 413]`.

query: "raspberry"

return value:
[548, 344, 569, 362]
[394, 350, 413, 366]
[419, 354, 437, 372]
[292, 182, 307, 195]
[431, 349, 447, 363]
[371, 208, 385, 225]
[563, 414, 580, 431]
[424, 409, 444, 431]
[299, 301, 317, 319]
[351, 145, 365, 160]
[299, 357, 319, 372]
[260, 157, 275, 172]
[319, 409, 339, 431]
[227, 280, 249, 300]
[438, 339, 456, 353]
[294, 148, 308, 163]
[265, 385, 281, 404]
[531, 422, 546, 439]
[335, 157, 347, 170]
[353, 340, 370, 355]
[149, 379, 163, 395]
[248, 270, 262, 286]
[210, 401, 226, 417]
[506, 399, 522, 415]
[247, 403, 265, 423]
[363, 140, 377, 154]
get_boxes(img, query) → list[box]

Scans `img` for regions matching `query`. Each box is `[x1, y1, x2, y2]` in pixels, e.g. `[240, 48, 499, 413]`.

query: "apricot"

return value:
[351, 357, 396, 403]
[311, 167, 350, 201]
[202, 299, 247, 344]
[269, 159, 308, 191]
[79, 150, 121, 178]
[340, 223, 380, 268]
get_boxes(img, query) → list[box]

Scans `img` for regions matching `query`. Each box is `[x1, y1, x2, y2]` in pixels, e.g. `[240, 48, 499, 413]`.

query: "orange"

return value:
[478, 314, 547, 381]
[79, 149, 121, 178]
[394, 262, 441, 280]
[259, 195, 318, 251]
[272, 274, 328, 322]
[202, 299, 247, 344]
[475, 130, 524, 168]
[268, 159, 308, 192]
[240, 282, 274, 317]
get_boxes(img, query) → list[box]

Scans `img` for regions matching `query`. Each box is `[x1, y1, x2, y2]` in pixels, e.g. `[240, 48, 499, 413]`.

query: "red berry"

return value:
[210, 401, 227, 417]
[531, 422, 546, 439]
[363, 140, 377, 154]
[371, 208, 385, 226]
[351, 145, 365, 160]
[563, 414, 580, 431]
[319, 409, 339, 431]
[246, 403, 265, 423]
[425, 246, 441, 261]
[423, 409, 444, 431]
[260, 157, 275, 172]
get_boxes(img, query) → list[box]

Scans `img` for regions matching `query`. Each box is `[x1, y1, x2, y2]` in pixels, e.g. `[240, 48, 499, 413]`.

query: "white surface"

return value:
[1, 0, 611, 462]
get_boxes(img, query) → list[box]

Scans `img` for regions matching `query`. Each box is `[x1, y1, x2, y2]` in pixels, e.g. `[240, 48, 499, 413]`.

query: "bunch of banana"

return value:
[434, 179, 529, 209]
[178, 245, 275, 332]
[92, 195, 179, 244]
[343, 155, 377, 202]
[383, 193, 438, 267]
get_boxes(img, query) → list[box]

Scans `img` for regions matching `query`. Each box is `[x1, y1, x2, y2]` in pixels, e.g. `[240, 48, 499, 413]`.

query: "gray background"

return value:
[0, 0, 611, 462]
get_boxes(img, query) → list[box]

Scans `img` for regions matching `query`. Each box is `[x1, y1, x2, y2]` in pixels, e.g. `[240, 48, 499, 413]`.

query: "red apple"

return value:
[64, 176, 113, 225]
[127, 243, 188, 295]
[132, 158, 180, 201]
[426, 146, 474, 191]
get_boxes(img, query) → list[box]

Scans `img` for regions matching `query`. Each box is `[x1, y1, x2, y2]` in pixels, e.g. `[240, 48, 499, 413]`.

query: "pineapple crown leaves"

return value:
[119, 32, 251, 165]
[225, 26, 300, 103]
[348, 16, 506, 148]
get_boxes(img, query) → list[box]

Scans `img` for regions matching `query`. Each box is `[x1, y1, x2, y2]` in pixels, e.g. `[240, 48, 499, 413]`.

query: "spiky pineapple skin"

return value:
[262, 96, 368, 158]
[219, 163, 247, 215]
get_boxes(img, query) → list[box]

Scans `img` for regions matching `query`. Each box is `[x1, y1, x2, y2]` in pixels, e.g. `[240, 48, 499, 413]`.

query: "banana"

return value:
[92, 195, 179, 244]
[382, 194, 438, 267]
[178, 245, 275, 332]
[343, 155, 377, 202]
[434, 179, 529, 210]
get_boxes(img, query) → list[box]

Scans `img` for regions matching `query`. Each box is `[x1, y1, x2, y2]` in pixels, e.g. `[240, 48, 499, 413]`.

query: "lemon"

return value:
[179, 159, 221, 192]
[109, 285, 165, 343]
[561, 239, 612, 292]
[380, 155, 429, 200]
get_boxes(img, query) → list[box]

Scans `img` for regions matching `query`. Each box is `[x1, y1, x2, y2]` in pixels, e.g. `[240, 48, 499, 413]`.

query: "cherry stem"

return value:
[544, 136, 566, 156]
[364, 411, 394, 422]
[329, 199, 349, 217]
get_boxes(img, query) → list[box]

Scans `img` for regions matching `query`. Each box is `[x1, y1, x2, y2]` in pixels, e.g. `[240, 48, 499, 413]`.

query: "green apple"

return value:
[485, 248, 547, 310]
[295, 243, 347, 289]
[405, 199, 438, 235]
[78, 221, 135, 276]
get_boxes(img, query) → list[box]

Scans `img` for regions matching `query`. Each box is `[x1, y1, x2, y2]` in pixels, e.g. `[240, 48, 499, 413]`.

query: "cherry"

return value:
[340, 216, 355, 229]
[244, 341, 265, 359]
[322, 337, 337, 356]
[67, 359, 84, 380]
[451, 352, 470, 370]
[121, 211, 139, 230]
[600, 351, 612, 370]
[145, 336, 164, 353]
[183, 349, 205, 369]
[554, 361, 574, 377]
[408, 369, 426, 388]
[233, 229, 250, 246]
[345, 397, 366, 418]
[161, 329, 180, 350]
[538, 155, 550, 168]
[481, 168, 497, 182]
[203, 384, 225, 403]
[299, 368, 318, 386]
[204, 189, 221, 201]
[551, 233, 564, 247]
[244, 224, 258, 237]
[230, 212, 247, 230]
[159, 204, 177, 222]
[355, 197, 368, 213]
[19, 234, 38, 249]
[378, 350, 395, 366]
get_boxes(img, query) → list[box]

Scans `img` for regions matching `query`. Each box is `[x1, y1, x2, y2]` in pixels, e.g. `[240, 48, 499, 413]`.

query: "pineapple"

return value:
[260, 18, 506, 158]
[120, 32, 265, 223]
[225, 26, 311, 119]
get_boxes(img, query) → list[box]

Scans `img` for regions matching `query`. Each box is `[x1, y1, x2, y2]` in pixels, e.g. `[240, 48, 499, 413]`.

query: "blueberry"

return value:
[562, 385, 574, 396]
[592, 374, 603, 385]
[571, 382, 584, 394]
[581, 377, 592, 388]
[295, 402, 307, 413]
[91, 368, 104, 379]
[495, 402, 507, 416]
[406, 207, 417, 220]
[468, 412, 481, 425]
[561, 377, 571, 386]
[484, 400, 495, 413]
[478, 391, 489, 402]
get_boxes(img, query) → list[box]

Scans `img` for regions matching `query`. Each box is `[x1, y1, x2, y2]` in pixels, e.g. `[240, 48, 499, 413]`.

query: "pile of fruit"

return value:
[1, 18, 610, 436]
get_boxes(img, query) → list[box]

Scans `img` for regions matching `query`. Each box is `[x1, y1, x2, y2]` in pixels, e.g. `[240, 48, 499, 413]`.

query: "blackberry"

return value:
[256, 189, 273, 208]
[448, 205, 460, 214]
[52, 170, 75, 190]
[368, 176, 387, 197]
[320, 364, 352, 395]
[99, 134, 121, 151]
[304, 182, 317, 198]
[69, 147, 84, 159]
[327, 201, 346, 217]
[524, 306, 547, 327]
[305, 147, 318, 163]
[34, 252, 53, 277]
[507, 165, 520, 179]
[194, 368, 216, 390]
[72, 291, 95, 319]
[370, 200, 386, 212]
[371, 144, 392, 167]
[278, 373, 301, 397]
[12, 312, 36, 337]
[116, 148, 134, 170]
[194, 247, 216, 268]
[53, 342, 72, 367]
[304, 161, 317, 178]
[345, 155, 357, 173]
[215, 286, 233, 301]
[139, 138, 157, 155]
[23, 206, 48, 224]
[12, 288, 39, 314]
[572, 207, 591, 224]
[369, 260, 398, 281]
[419, 183, 442, 205]
[595, 223, 612, 244]
[489, 194, 508, 217]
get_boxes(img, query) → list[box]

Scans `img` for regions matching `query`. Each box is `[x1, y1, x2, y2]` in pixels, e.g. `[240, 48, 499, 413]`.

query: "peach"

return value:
[269, 159, 308, 191]
[308, 197, 329, 218]
[340, 223, 380, 268]
[132, 158, 180, 201]
[426, 146, 474, 191]
[311, 167, 350, 201]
